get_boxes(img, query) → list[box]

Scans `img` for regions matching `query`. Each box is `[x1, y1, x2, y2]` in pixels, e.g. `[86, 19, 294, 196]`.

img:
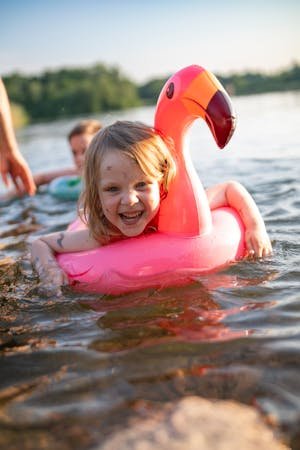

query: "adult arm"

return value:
[0, 78, 36, 195]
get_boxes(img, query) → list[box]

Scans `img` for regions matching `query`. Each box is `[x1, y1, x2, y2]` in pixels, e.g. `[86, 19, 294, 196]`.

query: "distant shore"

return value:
[4, 62, 300, 126]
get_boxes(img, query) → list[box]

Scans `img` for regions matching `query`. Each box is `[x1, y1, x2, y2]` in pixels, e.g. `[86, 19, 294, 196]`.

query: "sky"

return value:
[1, 0, 300, 83]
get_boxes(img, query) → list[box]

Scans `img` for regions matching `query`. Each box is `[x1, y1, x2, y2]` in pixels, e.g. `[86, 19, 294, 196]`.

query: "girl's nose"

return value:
[121, 189, 139, 206]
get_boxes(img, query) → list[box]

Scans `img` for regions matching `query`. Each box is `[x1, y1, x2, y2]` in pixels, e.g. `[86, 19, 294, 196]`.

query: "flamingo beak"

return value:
[182, 69, 236, 149]
[205, 89, 236, 149]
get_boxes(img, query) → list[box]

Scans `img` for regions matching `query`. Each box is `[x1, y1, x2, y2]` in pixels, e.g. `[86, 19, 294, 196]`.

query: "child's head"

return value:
[80, 120, 176, 242]
[68, 120, 102, 172]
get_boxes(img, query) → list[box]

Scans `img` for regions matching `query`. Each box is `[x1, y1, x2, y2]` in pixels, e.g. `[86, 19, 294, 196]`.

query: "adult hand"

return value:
[0, 77, 36, 196]
[0, 149, 36, 195]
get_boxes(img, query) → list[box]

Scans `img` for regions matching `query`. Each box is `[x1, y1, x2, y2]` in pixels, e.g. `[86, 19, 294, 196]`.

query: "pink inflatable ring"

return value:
[57, 65, 245, 294]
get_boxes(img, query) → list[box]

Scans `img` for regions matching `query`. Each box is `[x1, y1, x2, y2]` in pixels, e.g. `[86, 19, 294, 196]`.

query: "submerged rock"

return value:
[97, 396, 288, 450]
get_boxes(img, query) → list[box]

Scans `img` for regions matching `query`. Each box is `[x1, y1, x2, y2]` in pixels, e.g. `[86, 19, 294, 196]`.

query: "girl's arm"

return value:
[31, 229, 99, 295]
[206, 181, 272, 258]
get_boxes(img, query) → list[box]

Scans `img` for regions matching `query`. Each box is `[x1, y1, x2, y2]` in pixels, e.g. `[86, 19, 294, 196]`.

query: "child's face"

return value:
[99, 150, 161, 237]
[70, 133, 94, 172]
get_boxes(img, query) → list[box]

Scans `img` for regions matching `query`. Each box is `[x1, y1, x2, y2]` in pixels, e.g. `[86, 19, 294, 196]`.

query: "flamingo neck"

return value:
[157, 121, 212, 236]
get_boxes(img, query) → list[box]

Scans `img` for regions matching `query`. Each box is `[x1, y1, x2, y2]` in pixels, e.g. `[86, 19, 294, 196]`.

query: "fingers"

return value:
[0, 158, 9, 186]
[19, 166, 36, 196]
[1, 153, 36, 196]
[61, 272, 70, 286]
[246, 249, 255, 259]
[245, 237, 273, 259]
[35, 263, 69, 296]
[38, 273, 69, 298]
[1, 171, 9, 187]
[13, 166, 36, 196]
[50, 271, 69, 288]
[38, 282, 63, 298]
[11, 174, 23, 195]
[262, 242, 273, 258]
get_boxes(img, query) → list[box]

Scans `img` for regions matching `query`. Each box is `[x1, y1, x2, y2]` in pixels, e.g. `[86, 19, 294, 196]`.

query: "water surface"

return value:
[0, 91, 299, 449]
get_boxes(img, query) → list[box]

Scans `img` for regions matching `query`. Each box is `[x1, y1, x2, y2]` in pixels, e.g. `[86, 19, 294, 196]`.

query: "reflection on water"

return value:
[0, 91, 300, 449]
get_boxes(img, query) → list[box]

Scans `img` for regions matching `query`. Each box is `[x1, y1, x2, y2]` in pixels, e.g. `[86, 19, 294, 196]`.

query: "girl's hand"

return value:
[31, 238, 69, 297]
[30, 229, 98, 297]
[245, 223, 273, 258]
[35, 257, 69, 297]
[37, 260, 69, 297]
[206, 182, 272, 260]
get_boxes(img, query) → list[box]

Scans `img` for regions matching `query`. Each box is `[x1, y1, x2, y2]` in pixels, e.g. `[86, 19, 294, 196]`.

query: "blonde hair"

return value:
[79, 120, 176, 243]
[68, 119, 102, 141]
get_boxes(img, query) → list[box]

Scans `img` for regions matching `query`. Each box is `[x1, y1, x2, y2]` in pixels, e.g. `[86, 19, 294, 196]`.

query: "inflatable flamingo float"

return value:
[57, 65, 245, 294]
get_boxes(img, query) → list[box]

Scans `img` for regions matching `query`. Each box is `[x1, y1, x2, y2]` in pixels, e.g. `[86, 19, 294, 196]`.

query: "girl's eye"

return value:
[105, 186, 119, 192]
[136, 181, 147, 189]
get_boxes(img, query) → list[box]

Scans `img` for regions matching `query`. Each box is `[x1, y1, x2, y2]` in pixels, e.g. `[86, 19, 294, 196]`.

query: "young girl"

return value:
[31, 120, 272, 295]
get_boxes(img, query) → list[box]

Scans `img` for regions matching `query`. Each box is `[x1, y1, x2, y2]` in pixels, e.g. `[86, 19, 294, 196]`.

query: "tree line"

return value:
[139, 63, 300, 102]
[3, 62, 300, 126]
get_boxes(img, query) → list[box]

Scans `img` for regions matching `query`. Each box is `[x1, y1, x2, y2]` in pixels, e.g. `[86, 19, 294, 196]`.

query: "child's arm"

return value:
[30, 229, 99, 295]
[0, 167, 78, 203]
[33, 167, 78, 186]
[206, 181, 272, 258]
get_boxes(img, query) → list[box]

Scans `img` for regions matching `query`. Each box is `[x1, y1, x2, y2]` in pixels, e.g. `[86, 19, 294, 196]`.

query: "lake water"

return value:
[0, 91, 299, 449]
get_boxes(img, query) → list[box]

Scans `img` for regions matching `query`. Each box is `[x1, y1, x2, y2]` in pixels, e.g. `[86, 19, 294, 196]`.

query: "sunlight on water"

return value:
[0, 91, 299, 449]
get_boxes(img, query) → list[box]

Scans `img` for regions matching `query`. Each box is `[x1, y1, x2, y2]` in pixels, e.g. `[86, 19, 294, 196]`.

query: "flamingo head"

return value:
[154, 65, 236, 150]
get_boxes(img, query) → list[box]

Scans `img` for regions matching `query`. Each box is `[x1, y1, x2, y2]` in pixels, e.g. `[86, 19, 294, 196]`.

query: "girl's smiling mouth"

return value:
[119, 211, 144, 224]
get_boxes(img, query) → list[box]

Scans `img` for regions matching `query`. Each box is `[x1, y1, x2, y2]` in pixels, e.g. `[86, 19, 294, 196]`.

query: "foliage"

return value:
[137, 63, 300, 104]
[3, 64, 140, 123]
[3, 62, 300, 124]
[138, 77, 168, 104]
[10, 102, 29, 128]
[218, 63, 300, 95]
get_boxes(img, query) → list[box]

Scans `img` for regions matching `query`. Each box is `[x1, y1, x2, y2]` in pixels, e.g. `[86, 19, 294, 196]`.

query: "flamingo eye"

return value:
[166, 82, 174, 99]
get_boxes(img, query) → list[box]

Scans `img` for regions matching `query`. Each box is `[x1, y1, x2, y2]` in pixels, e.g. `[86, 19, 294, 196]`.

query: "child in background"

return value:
[31, 120, 272, 295]
[0, 119, 102, 202]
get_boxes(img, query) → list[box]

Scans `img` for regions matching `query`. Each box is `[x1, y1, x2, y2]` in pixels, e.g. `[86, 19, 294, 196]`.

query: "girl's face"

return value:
[70, 133, 94, 173]
[99, 150, 161, 237]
